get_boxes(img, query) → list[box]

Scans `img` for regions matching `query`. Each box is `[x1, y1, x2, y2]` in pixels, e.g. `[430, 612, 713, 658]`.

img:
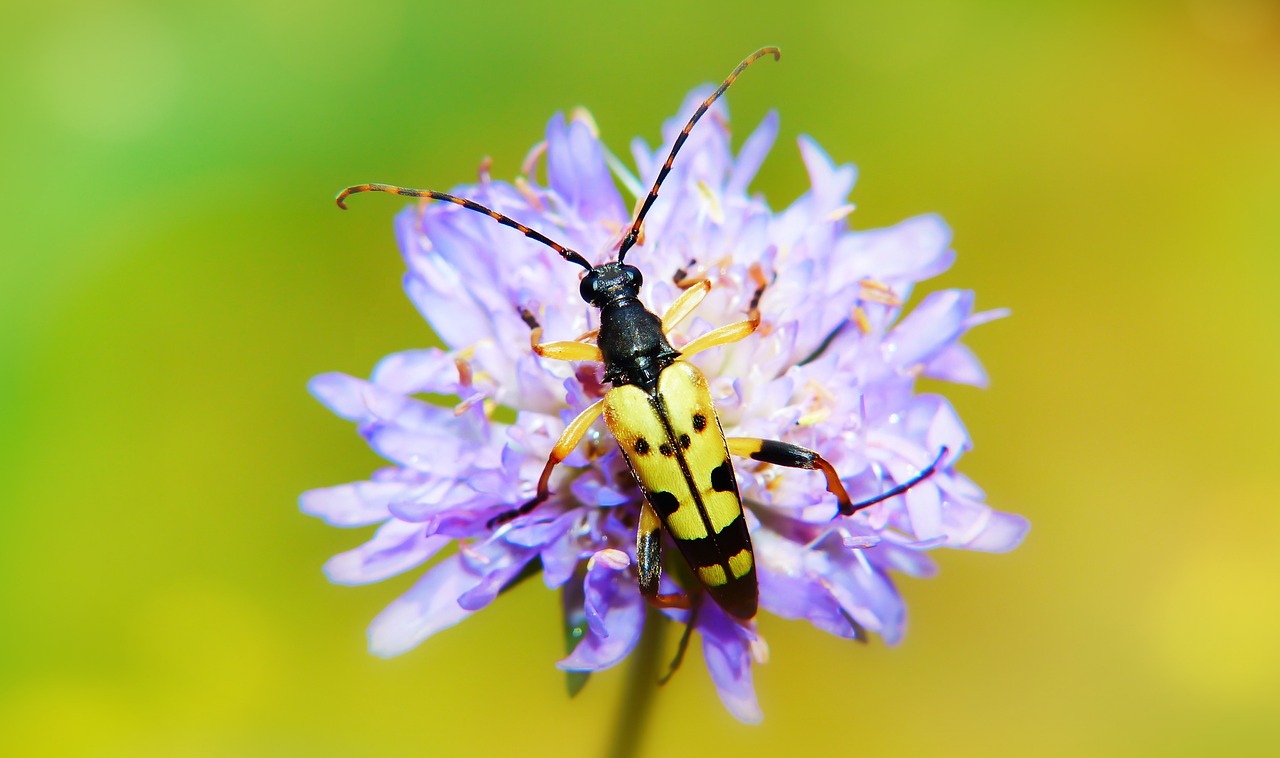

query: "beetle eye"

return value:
[622, 265, 643, 289]
[579, 271, 599, 304]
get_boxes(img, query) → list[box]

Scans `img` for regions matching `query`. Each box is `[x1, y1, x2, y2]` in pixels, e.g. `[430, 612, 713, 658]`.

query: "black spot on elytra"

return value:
[659, 442, 675, 457]
[634, 438, 650, 456]
[692, 413, 707, 432]
[650, 490, 680, 518]
[679, 433, 692, 450]
[710, 459, 736, 493]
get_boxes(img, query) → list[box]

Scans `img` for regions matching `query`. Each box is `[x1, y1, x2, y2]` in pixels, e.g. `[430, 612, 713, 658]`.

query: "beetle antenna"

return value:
[336, 183, 594, 272]
[842, 447, 950, 516]
[616, 46, 780, 263]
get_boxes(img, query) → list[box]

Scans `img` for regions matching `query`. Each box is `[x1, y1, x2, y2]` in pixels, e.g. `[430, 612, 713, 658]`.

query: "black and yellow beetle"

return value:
[336, 47, 944, 623]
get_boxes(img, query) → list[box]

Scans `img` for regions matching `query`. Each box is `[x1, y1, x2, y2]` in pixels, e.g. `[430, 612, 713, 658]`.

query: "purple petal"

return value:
[309, 373, 411, 423]
[885, 289, 974, 368]
[368, 554, 476, 657]
[942, 500, 1030, 552]
[569, 472, 632, 507]
[372, 348, 461, 395]
[902, 480, 944, 542]
[798, 135, 857, 214]
[402, 274, 495, 355]
[455, 541, 540, 611]
[558, 549, 644, 672]
[824, 549, 907, 645]
[300, 478, 409, 527]
[758, 565, 854, 639]
[546, 112, 627, 224]
[324, 521, 449, 585]
[700, 603, 763, 724]
[924, 343, 989, 387]
[727, 110, 779, 197]
[835, 214, 955, 283]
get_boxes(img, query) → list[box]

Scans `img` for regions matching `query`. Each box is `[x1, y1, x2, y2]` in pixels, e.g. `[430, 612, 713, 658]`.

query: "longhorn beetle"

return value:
[336, 47, 946, 623]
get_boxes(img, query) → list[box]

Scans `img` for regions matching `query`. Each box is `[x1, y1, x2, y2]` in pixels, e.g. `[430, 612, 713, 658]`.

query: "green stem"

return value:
[607, 609, 664, 758]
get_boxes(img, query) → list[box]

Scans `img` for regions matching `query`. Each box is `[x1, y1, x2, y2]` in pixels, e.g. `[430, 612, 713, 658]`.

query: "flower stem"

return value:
[607, 609, 665, 758]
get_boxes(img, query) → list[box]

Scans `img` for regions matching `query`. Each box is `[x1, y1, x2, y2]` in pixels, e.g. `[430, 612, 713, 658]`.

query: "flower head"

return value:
[304, 85, 1028, 724]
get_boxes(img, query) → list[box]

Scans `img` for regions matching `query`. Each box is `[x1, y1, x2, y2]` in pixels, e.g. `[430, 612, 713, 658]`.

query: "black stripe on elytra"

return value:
[677, 514, 749, 568]
[649, 490, 680, 519]
[710, 458, 736, 493]
[647, 391, 719, 541]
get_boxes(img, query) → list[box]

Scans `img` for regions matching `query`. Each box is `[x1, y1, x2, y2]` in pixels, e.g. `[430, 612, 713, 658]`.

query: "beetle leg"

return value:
[532, 337, 604, 363]
[636, 498, 664, 599]
[487, 398, 606, 528]
[658, 595, 702, 685]
[727, 437, 855, 513]
[727, 438, 948, 516]
[519, 306, 603, 363]
[678, 312, 760, 358]
[636, 499, 693, 612]
[661, 279, 712, 332]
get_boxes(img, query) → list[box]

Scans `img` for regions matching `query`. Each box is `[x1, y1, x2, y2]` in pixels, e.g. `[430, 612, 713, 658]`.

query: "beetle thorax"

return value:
[583, 263, 679, 392]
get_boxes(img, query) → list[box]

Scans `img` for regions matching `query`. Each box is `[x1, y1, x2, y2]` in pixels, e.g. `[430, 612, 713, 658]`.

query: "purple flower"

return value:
[304, 86, 1028, 724]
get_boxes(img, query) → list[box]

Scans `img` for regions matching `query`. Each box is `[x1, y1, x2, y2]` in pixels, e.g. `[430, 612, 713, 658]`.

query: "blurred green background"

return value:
[3, 0, 1278, 755]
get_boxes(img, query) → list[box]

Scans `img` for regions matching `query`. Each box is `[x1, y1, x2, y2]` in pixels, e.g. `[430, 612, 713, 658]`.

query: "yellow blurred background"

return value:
[2, 1, 1278, 755]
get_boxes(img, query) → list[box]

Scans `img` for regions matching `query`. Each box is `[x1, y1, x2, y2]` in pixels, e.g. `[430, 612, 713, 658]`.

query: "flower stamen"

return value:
[859, 279, 902, 307]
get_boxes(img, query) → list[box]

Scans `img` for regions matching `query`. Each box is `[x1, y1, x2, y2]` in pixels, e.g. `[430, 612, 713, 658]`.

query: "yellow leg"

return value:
[679, 312, 760, 358]
[661, 279, 711, 332]
[530, 328, 603, 363]
[520, 306, 603, 363]
[487, 398, 606, 527]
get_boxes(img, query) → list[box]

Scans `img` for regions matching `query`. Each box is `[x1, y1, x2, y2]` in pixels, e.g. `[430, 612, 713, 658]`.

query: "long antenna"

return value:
[336, 184, 594, 272]
[616, 46, 781, 263]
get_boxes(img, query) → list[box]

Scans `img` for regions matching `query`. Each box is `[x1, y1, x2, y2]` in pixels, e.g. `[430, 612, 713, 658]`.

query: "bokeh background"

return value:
[3, 0, 1278, 755]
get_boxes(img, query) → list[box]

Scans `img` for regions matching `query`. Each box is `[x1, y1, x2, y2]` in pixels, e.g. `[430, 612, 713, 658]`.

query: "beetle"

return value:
[335, 47, 945, 622]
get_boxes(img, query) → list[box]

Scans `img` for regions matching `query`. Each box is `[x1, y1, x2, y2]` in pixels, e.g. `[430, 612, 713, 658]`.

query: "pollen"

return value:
[852, 306, 872, 335]
[696, 180, 725, 224]
[514, 176, 545, 211]
[859, 279, 902, 307]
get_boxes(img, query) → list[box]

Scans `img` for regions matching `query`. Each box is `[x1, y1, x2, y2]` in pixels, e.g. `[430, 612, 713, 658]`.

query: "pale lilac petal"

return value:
[368, 554, 477, 657]
[372, 348, 461, 395]
[402, 265, 493, 350]
[324, 521, 449, 585]
[300, 478, 409, 527]
[902, 480, 944, 542]
[943, 501, 1031, 552]
[798, 135, 857, 214]
[924, 342, 990, 387]
[885, 289, 974, 368]
[758, 564, 854, 638]
[835, 214, 955, 283]
[546, 112, 627, 224]
[727, 110, 779, 197]
[700, 604, 763, 725]
[309, 372, 409, 423]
